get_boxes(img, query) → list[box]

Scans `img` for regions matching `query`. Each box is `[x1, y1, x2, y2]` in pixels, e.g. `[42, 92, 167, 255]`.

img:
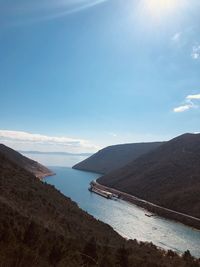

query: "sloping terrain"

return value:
[73, 142, 163, 174]
[0, 144, 54, 179]
[0, 147, 199, 266]
[98, 134, 200, 218]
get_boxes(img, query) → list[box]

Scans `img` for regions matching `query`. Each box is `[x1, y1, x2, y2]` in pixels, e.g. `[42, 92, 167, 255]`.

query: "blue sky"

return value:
[0, 0, 200, 153]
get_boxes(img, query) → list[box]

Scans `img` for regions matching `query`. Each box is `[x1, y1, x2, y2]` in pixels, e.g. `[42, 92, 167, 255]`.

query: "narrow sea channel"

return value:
[23, 153, 200, 258]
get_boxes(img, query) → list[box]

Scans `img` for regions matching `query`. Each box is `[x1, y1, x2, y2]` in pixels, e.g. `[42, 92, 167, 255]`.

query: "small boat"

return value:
[145, 213, 154, 217]
[112, 193, 119, 199]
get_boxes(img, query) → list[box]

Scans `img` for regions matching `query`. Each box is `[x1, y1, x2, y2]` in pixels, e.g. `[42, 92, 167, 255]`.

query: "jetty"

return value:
[93, 181, 200, 230]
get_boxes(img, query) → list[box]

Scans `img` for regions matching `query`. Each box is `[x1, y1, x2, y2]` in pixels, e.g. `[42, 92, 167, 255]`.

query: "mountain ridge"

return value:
[73, 141, 164, 174]
[97, 133, 200, 219]
[1, 145, 199, 266]
[0, 144, 54, 179]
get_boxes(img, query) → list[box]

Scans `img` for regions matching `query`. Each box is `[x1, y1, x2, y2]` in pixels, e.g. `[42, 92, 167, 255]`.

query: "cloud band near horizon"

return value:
[0, 130, 99, 153]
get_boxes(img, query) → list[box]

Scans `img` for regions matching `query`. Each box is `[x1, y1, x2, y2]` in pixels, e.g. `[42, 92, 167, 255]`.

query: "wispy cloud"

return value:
[0, 130, 99, 153]
[173, 93, 200, 113]
[1, 0, 108, 25]
[172, 32, 181, 42]
[186, 93, 200, 100]
[108, 132, 117, 137]
[191, 45, 200, 59]
[173, 104, 192, 113]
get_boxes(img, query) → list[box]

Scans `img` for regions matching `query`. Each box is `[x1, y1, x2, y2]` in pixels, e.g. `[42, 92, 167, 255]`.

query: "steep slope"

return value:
[0, 148, 199, 266]
[73, 142, 163, 174]
[0, 144, 54, 179]
[98, 133, 200, 218]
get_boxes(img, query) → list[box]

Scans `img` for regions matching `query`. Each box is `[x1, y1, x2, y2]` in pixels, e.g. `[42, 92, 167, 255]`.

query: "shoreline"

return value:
[37, 171, 56, 180]
[93, 181, 200, 231]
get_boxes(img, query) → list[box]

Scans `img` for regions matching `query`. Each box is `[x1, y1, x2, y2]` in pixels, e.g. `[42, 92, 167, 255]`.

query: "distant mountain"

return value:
[0, 144, 54, 179]
[98, 133, 200, 218]
[20, 150, 92, 157]
[73, 142, 164, 174]
[0, 146, 198, 266]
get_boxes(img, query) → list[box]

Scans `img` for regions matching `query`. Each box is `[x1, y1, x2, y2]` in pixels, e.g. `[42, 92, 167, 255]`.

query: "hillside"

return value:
[0, 144, 54, 179]
[98, 133, 200, 218]
[73, 142, 163, 174]
[0, 148, 199, 266]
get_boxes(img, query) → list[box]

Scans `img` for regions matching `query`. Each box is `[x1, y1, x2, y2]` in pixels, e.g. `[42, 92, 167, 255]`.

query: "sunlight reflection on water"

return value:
[23, 153, 200, 258]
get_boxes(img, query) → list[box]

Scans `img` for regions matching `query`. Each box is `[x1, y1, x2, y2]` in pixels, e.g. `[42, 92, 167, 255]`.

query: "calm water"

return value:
[24, 153, 200, 258]
[22, 153, 87, 167]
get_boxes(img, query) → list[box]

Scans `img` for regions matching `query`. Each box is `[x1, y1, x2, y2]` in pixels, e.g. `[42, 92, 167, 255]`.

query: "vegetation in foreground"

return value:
[0, 149, 200, 266]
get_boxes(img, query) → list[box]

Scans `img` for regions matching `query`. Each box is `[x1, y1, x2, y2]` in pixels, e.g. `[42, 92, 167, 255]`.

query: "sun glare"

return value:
[145, 0, 177, 16]
[131, 0, 186, 34]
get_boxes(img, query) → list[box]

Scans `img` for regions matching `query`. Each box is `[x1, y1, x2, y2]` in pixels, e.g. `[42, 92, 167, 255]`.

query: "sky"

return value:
[0, 0, 200, 153]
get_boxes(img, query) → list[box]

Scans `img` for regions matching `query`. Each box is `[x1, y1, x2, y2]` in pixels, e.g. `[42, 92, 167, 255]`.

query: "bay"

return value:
[23, 153, 200, 258]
